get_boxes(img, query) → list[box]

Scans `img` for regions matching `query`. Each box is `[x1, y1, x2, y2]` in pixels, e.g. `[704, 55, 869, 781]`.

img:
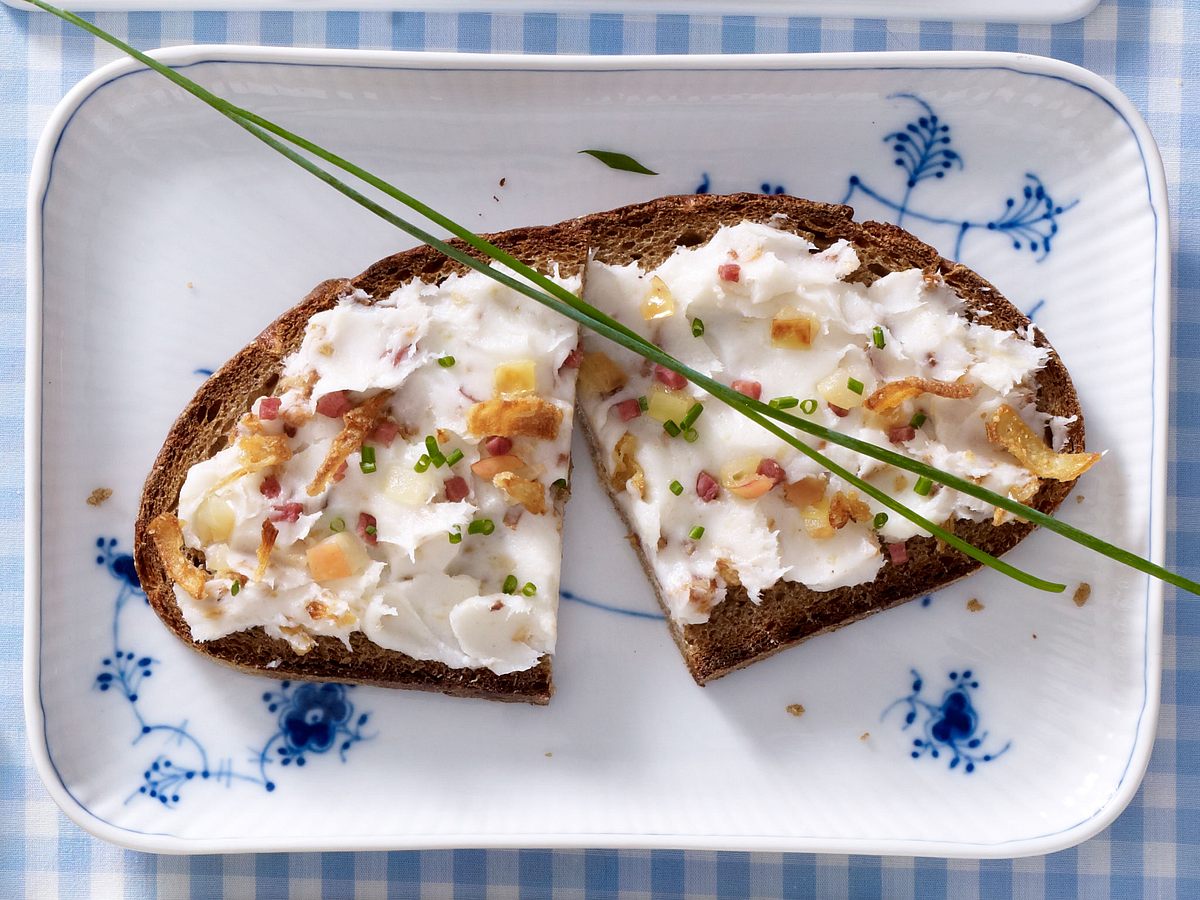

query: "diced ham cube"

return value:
[270, 502, 304, 523]
[561, 347, 583, 369]
[259, 475, 281, 499]
[732, 379, 762, 401]
[696, 470, 720, 502]
[614, 398, 643, 422]
[333, 461, 348, 483]
[258, 397, 282, 420]
[444, 476, 470, 502]
[357, 512, 378, 546]
[316, 390, 353, 418]
[371, 419, 400, 447]
[718, 263, 741, 283]
[485, 435, 513, 456]
[888, 542, 909, 565]
[392, 344, 413, 365]
[829, 403, 850, 418]
[654, 365, 687, 390]
[756, 458, 786, 485]
[888, 425, 917, 444]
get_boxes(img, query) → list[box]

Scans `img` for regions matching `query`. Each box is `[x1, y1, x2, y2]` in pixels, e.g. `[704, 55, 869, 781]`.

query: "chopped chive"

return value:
[688, 525, 705, 540]
[681, 403, 704, 428]
[683, 427, 699, 443]
[365, 524, 378, 536]
[502, 574, 518, 594]
[910, 411, 927, 429]
[481, 519, 495, 535]
[669, 480, 684, 496]
[799, 398, 818, 415]
[468, 519, 494, 535]
[692, 318, 705, 337]
[914, 476, 933, 496]
[769, 396, 800, 410]
[438, 355, 456, 368]
[637, 395, 649, 412]
[445, 448, 464, 467]
[414, 454, 431, 473]
[359, 445, 377, 474]
[847, 377, 865, 395]
[230, 580, 240, 596]
[448, 530, 463, 544]
[873, 512, 888, 529]
[425, 435, 446, 467]
[329, 516, 346, 533]
[521, 582, 537, 596]
[664, 420, 681, 437]
[551, 477, 568, 491]
[872, 326, 886, 349]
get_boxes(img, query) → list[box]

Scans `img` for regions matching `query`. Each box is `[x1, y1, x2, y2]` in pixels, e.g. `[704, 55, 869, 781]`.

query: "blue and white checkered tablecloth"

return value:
[2, 0, 1197, 896]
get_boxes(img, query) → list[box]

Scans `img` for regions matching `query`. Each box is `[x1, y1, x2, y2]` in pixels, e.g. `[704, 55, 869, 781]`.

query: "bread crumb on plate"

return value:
[86, 487, 112, 507]
[966, 598, 985, 612]
[1073, 583, 1092, 607]
[786, 703, 805, 718]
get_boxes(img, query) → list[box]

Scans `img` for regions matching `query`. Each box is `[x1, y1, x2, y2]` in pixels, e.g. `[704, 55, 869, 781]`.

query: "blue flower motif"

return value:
[93, 537, 372, 806]
[883, 668, 1010, 774]
[280, 683, 353, 754]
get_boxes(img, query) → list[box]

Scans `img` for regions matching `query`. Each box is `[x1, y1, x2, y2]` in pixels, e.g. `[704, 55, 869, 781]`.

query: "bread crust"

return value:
[134, 228, 588, 705]
[569, 194, 1085, 685]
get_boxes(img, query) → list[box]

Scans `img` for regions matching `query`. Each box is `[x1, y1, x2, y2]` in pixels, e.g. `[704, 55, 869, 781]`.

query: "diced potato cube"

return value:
[385, 463, 436, 507]
[646, 386, 693, 424]
[817, 370, 866, 410]
[494, 360, 537, 396]
[640, 275, 676, 321]
[306, 531, 370, 583]
[193, 496, 235, 544]
[770, 309, 818, 349]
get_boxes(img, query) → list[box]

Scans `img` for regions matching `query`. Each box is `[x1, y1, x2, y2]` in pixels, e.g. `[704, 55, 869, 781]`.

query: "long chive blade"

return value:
[42, 0, 1193, 597]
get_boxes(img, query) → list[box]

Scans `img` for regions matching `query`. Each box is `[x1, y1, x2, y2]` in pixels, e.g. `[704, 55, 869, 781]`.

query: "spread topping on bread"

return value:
[171, 268, 581, 674]
[578, 221, 1078, 624]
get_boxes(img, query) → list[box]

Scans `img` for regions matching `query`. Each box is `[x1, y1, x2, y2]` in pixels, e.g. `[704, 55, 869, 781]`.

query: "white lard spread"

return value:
[174, 268, 580, 675]
[580, 221, 1071, 625]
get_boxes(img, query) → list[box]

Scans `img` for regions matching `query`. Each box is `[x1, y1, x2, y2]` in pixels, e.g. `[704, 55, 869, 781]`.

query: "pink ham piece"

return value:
[258, 397, 282, 420]
[370, 420, 400, 447]
[484, 435, 513, 456]
[718, 263, 741, 283]
[654, 365, 687, 390]
[756, 458, 786, 485]
[444, 476, 470, 502]
[316, 391, 353, 419]
[259, 475, 281, 499]
[888, 425, 917, 444]
[888, 542, 909, 565]
[613, 398, 643, 422]
[696, 470, 720, 502]
[732, 380, 762, 400]
[270, 502, 304, 523]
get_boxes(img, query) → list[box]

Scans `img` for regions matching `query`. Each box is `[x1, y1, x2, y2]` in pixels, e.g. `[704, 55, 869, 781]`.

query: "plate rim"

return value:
[23, 46, 1169, 857]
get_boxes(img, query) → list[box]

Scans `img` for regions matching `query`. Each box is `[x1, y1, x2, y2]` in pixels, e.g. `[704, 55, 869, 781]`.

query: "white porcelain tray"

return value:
[9, 0, 1102, 25]
[25, 49, 1168, 856]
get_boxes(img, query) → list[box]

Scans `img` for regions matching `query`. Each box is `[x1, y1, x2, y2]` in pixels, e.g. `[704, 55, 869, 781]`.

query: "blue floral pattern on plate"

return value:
[883, 669, 1011, 773]
[93, 537, 371, 807]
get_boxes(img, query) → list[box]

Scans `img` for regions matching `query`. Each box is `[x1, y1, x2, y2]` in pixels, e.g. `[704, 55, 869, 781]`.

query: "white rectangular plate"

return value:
[10, 0, 1102, 26]
[26, 49, 1168, 856]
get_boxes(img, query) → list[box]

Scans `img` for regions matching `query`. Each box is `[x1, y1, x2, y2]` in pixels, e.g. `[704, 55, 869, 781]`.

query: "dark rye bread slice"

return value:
[134, 227, 589, 705]
[570, 193, 1086, 685]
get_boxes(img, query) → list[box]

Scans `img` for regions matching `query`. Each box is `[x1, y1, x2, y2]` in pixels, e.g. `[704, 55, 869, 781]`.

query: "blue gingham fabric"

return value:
[2, 1, 1197, 896]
